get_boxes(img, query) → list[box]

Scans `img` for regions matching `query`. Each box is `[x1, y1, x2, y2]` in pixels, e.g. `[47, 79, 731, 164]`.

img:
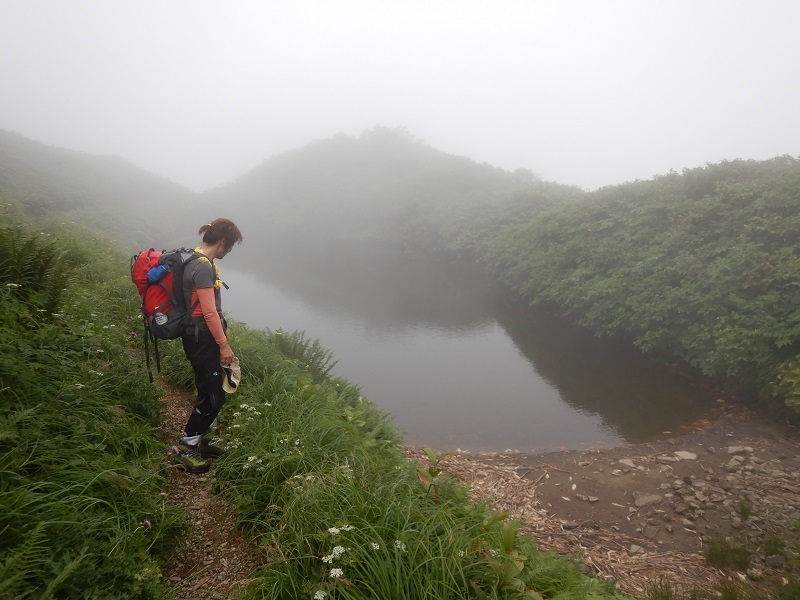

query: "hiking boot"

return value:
[199, 435, 224, 459]
[171, 443, 210, 473]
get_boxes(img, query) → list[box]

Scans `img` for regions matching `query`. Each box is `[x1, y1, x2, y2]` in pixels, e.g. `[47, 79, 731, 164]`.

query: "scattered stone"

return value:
[674, 502, 689, 514]
[674, 451, 697, 460]
[561, 521, 580, 530]
[618, 459, 636, 468]
[629, 544, 645, 554]
[575, 493, 589, 501]
[746, 568, 763, 581]
[766, 554, 786, 568]
[726, 446, 753, 455]
[656, 455, 677, 464]
[588, 496, 599, 503]
[633, 492, 662, 507]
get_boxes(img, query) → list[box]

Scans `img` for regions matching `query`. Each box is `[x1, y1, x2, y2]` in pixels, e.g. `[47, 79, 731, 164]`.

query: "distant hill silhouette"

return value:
[200, 127, 580, 264]
[0, 129, 196, 248]
[0, 126, 579, 257]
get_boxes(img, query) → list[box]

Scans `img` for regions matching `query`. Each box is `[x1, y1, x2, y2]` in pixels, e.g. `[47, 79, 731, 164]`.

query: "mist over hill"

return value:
[0, 129, 199, 248]
[200, 127, 581, 268]
[1, 127, 579, 258]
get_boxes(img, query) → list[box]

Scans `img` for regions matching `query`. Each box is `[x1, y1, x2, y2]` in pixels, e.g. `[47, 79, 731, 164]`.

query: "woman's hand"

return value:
[219, 341, 235, 365]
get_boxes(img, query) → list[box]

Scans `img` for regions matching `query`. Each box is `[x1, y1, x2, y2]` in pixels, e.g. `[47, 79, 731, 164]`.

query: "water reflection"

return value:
[236, 243, 495, 331]
[225, 245, 719, 452]
[493, 297, 719, 443]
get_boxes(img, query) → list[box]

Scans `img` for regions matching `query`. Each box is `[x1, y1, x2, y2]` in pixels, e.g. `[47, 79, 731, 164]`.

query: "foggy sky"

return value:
[2, 0, 798, 192]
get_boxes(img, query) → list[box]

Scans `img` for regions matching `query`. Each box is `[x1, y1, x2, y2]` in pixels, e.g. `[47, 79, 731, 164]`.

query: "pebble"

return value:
[674, 451, 697, 460]
[633, 492, 663, 507]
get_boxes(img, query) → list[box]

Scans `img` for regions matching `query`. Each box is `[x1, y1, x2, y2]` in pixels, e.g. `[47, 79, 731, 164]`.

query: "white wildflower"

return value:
[328, 527, 340, 535]
[394, 540, 406, 552]
[314, 591, 327, 600]
[329, 568, 343, 578]
[371, 542, 380, 550]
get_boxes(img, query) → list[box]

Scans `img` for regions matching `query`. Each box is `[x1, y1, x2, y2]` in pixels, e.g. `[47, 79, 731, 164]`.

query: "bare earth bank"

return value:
[417, 406, 800, 597]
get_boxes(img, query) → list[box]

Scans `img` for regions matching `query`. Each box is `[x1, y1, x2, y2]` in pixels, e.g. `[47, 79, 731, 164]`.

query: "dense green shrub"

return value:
[487, 157, 800, 411]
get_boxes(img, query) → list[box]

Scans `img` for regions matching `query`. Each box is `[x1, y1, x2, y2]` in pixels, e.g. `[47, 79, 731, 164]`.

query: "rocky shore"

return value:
[428, 407, 800, 597]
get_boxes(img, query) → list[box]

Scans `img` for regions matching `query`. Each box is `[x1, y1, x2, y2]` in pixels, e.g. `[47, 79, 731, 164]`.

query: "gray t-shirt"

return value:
[182, 256, 221, 316]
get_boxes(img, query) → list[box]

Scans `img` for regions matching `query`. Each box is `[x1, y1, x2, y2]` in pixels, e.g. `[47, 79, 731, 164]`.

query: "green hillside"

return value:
[488, 156, 800, 411]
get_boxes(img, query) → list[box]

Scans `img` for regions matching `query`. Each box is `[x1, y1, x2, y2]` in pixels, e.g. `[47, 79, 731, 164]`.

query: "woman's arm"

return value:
[196, 287, 234, 363]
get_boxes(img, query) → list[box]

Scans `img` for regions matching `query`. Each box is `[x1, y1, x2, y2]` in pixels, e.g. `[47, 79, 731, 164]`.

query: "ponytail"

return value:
[199, 218, 243, 248]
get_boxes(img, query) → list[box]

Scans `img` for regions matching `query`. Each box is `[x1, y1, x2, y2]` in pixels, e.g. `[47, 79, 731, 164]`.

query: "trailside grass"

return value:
[0, 222, 183, 599]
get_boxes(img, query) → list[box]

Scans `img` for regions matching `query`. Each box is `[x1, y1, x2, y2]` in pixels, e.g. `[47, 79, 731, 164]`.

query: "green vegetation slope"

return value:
[488, 157, 800, 412]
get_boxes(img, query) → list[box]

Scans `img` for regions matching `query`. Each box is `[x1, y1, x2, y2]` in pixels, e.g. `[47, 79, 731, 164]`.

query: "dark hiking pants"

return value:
[181, 328, 226, 437]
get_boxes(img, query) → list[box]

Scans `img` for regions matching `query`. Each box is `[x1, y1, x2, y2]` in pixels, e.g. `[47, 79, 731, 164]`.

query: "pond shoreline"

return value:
[410, 404, 800, 596]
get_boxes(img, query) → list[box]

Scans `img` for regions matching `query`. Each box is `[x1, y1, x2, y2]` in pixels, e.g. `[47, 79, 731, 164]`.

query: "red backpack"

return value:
[130, 247, 206, 381]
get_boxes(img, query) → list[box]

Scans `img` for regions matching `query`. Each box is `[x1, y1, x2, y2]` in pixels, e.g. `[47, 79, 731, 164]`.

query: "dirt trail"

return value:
[158, 383, 265, 600]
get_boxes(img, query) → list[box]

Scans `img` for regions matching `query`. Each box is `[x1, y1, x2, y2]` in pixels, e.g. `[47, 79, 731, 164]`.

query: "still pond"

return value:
[223, 252, 719, 453]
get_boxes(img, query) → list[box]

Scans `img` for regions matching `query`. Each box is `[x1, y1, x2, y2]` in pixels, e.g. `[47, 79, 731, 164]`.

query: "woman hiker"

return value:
[172, 218, 244, 473]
